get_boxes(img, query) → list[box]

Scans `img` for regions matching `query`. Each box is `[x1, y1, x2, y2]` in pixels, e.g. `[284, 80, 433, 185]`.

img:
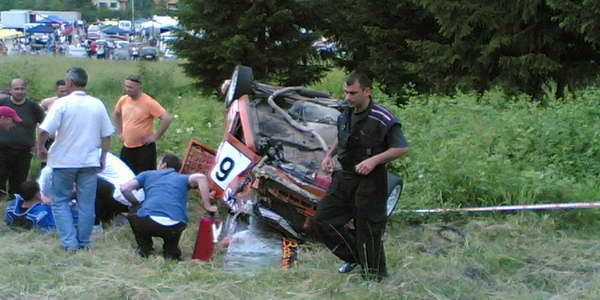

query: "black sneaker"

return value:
[338, 262, 358, 273]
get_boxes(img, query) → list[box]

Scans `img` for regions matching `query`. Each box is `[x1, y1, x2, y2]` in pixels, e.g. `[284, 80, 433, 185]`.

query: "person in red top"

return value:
[113, 75, 173, 174]
[0, 106, 22, 131]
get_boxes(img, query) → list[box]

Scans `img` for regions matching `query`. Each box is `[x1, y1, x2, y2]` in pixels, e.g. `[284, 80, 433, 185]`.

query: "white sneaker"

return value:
[92, 225, 103, 234]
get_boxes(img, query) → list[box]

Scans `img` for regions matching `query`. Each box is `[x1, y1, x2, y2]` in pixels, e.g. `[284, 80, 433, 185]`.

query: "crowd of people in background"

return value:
[0, 68, 215, 260]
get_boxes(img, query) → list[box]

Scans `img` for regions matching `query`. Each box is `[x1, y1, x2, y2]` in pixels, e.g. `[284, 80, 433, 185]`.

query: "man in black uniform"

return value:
[314, 72, 409, 281]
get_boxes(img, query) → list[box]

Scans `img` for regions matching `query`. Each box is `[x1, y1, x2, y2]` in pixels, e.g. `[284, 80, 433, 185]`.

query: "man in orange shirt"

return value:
[114, 75, 173, 174]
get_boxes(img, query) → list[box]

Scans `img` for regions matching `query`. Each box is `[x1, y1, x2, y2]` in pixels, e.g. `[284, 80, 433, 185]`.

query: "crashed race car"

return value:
[181, 66, 403, 265]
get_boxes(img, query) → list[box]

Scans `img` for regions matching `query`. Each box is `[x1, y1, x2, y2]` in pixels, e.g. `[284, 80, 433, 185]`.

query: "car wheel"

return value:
[386, 173, 403, 216]
[225, 65, 253, 108]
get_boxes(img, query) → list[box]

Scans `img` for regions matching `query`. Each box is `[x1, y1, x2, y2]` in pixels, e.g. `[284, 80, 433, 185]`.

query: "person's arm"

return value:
[113, 110, 123, 141]
[120, 178, 141, 207]
[100, 136, 110, 171]
[320, 140, 338, 173]
[36, 129, 50, 162]
[355, 147, 409, 175]
[144, 112, 172, 144]
[189, 173, 217, 213]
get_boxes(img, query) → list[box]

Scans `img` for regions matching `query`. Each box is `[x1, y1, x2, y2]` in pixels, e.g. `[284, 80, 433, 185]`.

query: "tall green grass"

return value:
[1, 56, 600, 299]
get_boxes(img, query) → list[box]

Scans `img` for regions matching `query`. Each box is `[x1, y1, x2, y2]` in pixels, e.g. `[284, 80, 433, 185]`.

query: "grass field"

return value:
[1, 56, 600, 299]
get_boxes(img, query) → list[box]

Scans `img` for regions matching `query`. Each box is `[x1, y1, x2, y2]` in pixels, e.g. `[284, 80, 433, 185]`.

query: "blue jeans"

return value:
[51, 168, 98, 250]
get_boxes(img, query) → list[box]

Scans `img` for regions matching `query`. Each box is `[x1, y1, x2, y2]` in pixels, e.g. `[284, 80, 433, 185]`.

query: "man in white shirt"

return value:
[37, 67, 114, 251]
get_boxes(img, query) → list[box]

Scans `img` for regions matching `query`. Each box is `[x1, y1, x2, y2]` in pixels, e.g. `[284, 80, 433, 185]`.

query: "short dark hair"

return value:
[161, 153, 181, 170]
[66, 67, 88, 87]
[126, 74, 141, 84]
[345, 71, 372, 89]
[19, 181, 40, 201]
[55, 79, 66, 87]
[9, 78, 26, 89]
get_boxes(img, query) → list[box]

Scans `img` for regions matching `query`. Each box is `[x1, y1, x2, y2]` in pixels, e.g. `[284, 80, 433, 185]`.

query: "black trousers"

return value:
[0, 147, 33, 197]
[120, 143, 157, 175]
[314, 167, 388, 279]
[127, 215, 186, 260]
[95, 177, 128, 225]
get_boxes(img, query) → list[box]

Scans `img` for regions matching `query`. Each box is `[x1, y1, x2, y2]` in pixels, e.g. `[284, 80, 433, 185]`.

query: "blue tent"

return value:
[26, 25, 55, 34]
[38, 15, 67, 24]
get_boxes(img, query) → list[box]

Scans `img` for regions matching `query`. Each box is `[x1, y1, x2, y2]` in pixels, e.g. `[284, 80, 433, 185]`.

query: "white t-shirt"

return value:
[38, 152, 145, 206]
[100, 152, 145, 205]
[39, 91, 114, 168]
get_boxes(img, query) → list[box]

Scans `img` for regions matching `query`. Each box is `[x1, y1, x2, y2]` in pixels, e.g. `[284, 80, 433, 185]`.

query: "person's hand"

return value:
[128, 203, 140, 215]
[40, 195, 53, 204]
[204, 203, 218, 214]
[355, 157, 379, 175]
[37, 147, 48, 162]
[321, 155, 333, 173]
[143, 134, 157, 145]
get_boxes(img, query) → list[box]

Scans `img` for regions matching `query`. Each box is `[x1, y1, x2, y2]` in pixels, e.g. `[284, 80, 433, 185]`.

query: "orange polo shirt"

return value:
[114, 93, 166, 148]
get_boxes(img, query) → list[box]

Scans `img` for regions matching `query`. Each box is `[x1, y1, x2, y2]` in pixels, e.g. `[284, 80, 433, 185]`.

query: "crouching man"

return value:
[120, 153, 217, 261]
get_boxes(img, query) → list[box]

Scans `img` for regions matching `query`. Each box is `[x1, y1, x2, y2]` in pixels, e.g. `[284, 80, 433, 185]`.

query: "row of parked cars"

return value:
[65, 41, 170, 61]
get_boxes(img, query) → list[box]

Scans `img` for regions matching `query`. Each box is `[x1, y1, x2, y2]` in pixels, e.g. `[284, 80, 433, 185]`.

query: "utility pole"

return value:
[131, 0, 135, 27]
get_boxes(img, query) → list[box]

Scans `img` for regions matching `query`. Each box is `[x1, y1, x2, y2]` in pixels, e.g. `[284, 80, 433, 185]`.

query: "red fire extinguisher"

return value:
[192, 213, 222, 261]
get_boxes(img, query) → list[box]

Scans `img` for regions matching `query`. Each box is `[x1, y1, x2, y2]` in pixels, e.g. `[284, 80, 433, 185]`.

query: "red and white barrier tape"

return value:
[398, 202, 600, 214]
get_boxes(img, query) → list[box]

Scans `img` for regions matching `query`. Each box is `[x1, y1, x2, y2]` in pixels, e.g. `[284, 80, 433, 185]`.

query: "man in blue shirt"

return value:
[121, 153, 217, 260]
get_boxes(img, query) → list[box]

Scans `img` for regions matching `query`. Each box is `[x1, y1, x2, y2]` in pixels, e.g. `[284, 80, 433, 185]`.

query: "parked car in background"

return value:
[66, 45, 87, 58]
[115, 40, 129, 49]
[141, 46, 158, 61]
[112, 47, 131, 60]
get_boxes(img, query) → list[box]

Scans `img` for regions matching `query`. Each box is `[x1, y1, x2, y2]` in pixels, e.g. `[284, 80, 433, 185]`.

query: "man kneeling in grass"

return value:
[120, 153, 217, 261]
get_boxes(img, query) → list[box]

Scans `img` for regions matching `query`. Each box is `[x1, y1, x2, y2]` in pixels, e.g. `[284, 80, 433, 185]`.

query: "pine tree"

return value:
[410, 0, 600, 99]
[309, 0, 441, 101]
[173, 0, 327, 94]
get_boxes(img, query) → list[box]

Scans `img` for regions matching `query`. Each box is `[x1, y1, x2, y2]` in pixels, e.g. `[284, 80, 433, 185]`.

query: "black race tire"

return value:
[386, 173, 403, 216]
[225, 65, 254, 107]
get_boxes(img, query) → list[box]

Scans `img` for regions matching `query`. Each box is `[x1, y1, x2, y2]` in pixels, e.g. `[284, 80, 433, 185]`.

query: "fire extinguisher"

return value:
[192, 213, 222, 261]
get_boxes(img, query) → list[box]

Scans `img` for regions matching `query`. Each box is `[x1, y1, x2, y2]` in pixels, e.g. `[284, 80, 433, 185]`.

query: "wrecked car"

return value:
[182, 65, 403, 247]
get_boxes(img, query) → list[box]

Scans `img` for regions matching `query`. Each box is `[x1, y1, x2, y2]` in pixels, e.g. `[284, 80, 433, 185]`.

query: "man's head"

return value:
[344, 71, 372, 111]
[55, 79, 68, 97]
[65, 67, 88, 90]
[123, 75, 142, 98]
[9, 78, 27, 102]
[0, 106, 22, 131]
[19, 181, 41, 201]
[158, 153, 181, 171]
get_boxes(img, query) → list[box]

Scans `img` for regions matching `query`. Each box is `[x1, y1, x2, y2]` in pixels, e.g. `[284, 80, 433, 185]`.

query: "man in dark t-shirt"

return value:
[0, 79, 45, 197]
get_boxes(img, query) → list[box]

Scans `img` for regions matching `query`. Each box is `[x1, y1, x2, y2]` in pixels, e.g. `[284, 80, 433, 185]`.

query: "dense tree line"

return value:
[174, 0, 600, 101]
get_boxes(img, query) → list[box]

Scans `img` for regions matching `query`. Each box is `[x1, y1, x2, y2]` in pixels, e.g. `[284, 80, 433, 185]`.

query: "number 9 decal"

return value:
[215, 157, 235, 181]
[210, 141, 252, 191]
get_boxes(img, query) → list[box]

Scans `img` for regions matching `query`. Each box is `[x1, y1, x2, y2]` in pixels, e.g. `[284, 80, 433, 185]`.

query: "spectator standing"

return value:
[0, 79, 45, 197]
[121, 153, 216, 260]
[313, 72, 409, 281]
[0, 106, 22, 131]
[40, 80, 69, 112]
[37, 67, 114, 251]
[114, 75, 173, 174]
